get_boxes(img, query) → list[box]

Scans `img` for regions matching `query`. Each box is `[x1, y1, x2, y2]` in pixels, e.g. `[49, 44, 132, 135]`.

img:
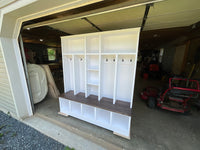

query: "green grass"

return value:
[11, 132, 17, 137]
[0, 125, 6, 130]
[0, 133, 4, 138]
[65, 146, 75, 150]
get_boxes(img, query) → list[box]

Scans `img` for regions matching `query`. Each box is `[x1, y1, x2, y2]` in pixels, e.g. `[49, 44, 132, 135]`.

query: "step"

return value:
[169, 96, 184, 102]
[160, 104, 185, 113]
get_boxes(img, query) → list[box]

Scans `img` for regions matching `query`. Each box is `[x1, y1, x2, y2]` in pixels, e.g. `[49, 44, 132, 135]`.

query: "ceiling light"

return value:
[26, 28, 30, 30]
[153, 34, 158, 38]
[39, 39, 43, 42]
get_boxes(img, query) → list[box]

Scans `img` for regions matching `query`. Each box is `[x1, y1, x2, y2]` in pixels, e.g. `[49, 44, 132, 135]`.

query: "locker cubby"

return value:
[100, 55, 115, 99]
[71, 101, 81, 115]
[82, 104, 95, 120]
[74, 55, 85, 94]
[86, 35, 99, 53]
[96, 108, 110, 125]
[87, 55, 99, 70]
[116, 55, 135, 103]
[87, 84, 98, 96]
[59, 98, 70, 114]
[61, 36, 85, 54]
[60, 28, 140, 139]
[63, 55, 74, 93]
[101, 30, 139, 54]
[87, 71, 99, 86]
[112, 113, 130, 132]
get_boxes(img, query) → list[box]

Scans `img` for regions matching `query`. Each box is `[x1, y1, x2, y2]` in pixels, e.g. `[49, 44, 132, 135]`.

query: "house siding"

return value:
[0, 46, 16, 116]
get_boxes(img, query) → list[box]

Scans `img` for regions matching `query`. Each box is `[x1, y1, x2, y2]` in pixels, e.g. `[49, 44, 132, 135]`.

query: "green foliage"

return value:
[47, 48, 56, 61]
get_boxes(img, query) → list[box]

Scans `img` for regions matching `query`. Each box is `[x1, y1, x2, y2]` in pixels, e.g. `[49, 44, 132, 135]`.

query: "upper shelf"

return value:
[61, 28, 140, 54]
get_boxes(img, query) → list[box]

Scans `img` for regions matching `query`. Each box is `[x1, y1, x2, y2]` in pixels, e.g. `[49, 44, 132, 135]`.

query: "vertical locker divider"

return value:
[94, 107, 97, 120]
[72, 55, 77, 95]
[98, 35, 101, 101]
[69, 101, 71, 112]
[113, 54, 118, 104]
[110, 112, 113, 125]
[62, 56, 67, 93]
[128, 117, 131, 133]
[84, 36, 88, 98]
[81, 104, 83, 115]
[130, 32, 140, 108]
[130, 54, 136, 108]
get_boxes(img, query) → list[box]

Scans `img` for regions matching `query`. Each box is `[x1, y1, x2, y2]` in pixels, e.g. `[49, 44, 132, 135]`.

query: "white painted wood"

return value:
[74, 55, 85, 94]
[84, 37, 88, 98]
[100, 55, 115, 99]
[130, 31, 140, 108]
[98, 54, 101, 101]
[72, 55, 77, 94]
[113, 54, 118, 104]
[116, 55, 135, 103]
[82, 104, 95, 120]
[59, 98, 131, 139]
[60, 28, 140, 138]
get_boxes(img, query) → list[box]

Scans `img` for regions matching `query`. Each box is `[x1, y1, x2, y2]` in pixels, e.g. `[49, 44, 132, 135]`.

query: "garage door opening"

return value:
[18, 0, 200, 149]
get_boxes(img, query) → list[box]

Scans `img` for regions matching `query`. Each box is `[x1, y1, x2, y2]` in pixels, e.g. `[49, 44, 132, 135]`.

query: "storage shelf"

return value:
[86, 53, 99, 55]
[87, 81, 99, 86]
[96, 108, 110, 125]
[101, 52, 136, 55]
[62, 53, 136, 56]
[60, 27, 140, 139]
[87, 67, 99, 71]
[63, 53, 85, 55]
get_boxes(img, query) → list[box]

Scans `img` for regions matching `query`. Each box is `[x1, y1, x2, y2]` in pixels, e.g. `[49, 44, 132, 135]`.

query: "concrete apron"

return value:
[22, 113, 122, 150]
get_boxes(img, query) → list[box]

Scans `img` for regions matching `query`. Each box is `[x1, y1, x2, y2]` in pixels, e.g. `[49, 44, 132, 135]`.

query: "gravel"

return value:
[0, 111, 71, 150]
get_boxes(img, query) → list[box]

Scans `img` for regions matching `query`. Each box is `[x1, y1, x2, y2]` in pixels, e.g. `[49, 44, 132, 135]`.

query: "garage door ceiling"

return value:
[25, 0, 200, 34]
[21, 0, 200, 48]
[49, 5, 145, 34]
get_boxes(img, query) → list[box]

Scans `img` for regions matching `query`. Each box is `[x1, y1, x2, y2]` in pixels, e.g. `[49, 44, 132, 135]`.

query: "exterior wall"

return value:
[0, 44, 16, 116]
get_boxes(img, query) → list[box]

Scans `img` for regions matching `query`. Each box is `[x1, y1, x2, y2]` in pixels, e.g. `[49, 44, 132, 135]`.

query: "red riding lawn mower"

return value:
[140, 78, 200, 114]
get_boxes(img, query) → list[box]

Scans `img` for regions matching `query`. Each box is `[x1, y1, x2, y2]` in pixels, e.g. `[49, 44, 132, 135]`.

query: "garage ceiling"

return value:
[49, 5, 145, 34]
[145, 0, 200, 30]
[27, 0, 200, 33]
[21, 0, 200, 48]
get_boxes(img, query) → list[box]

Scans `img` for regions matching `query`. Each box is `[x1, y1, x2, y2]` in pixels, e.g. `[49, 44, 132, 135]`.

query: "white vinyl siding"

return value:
[0, 47, 16, 116]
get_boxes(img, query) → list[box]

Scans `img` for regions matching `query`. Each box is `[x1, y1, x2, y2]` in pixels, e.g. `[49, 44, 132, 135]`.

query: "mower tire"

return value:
[148, 97, 156, 108]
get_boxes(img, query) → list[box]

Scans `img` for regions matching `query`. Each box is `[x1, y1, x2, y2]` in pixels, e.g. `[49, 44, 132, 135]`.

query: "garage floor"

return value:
[35, 71, 200, 150]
